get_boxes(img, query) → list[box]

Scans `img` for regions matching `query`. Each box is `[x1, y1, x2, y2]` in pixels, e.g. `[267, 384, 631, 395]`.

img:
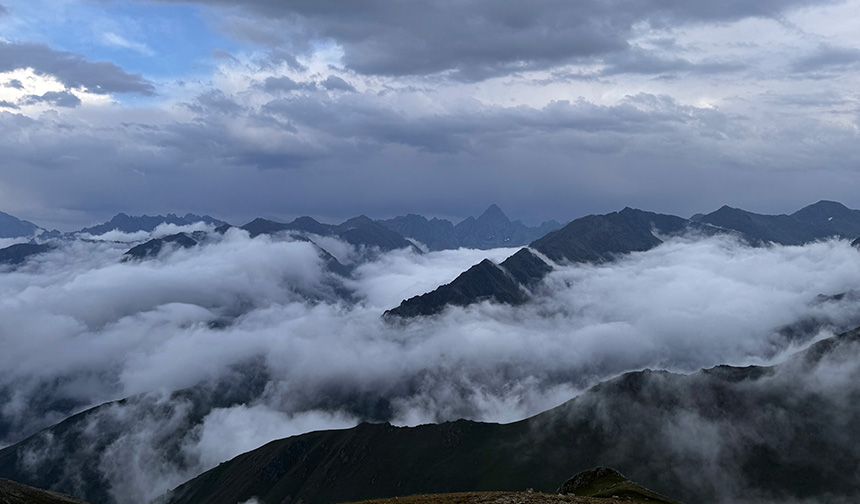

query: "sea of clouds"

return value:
[2, 226, 860, 502]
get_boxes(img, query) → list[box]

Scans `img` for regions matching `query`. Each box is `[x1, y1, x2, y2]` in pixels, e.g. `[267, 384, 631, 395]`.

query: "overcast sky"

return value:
[2, 0, 860, 230]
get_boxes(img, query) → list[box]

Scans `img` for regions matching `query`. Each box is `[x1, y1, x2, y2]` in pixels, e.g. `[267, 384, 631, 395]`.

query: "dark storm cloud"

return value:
[259, 92, 731, 155]
[154, 0, 832, 80]
[321, 75, 355, 92]
[792, 44, 860, 74]
[183, 89, 244, 115]
[760, 90, 853, 109]
[23, 91, 82, 108]
[3, 78, 857, 227]
[599, 47, 746, 77]
[0, 41, 155, 95]
[259, 75, 316, 94]
[265, 49, 306, 71]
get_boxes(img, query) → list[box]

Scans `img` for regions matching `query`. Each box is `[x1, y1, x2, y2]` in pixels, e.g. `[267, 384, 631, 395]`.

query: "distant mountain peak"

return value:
[793, 200, 852, 218]
[715, 204, 741, 212]
[477, 204, 509, 222]
[808, 199, 846, 208]
[0, 210, 41, 238]
[339, 215, 375, 229]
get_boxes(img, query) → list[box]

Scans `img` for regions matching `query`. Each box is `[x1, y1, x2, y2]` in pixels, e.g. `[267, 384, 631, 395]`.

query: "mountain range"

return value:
[2, 200, 860, 504]
[239, 214, 420, 256]
[379, 204, 563, 251]
[386, 201, 860, 319]
[77, 213, 226, 236]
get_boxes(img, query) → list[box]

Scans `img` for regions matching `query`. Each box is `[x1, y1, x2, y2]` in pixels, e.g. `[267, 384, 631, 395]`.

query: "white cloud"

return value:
[101, 32, 154, 56]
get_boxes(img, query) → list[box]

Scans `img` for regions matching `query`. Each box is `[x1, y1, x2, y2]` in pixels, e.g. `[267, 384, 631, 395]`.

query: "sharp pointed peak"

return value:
[477, 204, 509, 221]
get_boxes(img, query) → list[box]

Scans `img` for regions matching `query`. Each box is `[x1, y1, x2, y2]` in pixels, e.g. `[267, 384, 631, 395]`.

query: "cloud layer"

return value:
[1, 0, 860, 228]
[3, 229, 860, 501]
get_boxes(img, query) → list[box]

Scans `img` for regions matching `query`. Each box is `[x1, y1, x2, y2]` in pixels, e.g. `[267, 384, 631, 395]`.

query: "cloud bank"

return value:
[2, 229, 860, 501]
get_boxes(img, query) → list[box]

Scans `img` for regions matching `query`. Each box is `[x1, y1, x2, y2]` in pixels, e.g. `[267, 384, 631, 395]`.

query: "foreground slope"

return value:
[0, 362, 272, 504]
[164, 328, 860, 504]
[0, 478, 90, 504]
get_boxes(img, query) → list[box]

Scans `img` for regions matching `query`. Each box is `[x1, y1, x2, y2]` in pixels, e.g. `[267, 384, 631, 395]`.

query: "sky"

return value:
[2, 0, 860, 230]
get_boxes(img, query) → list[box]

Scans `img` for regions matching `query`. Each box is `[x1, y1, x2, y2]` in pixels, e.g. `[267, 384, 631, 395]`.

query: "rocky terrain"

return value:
[0, 478, 89, 504]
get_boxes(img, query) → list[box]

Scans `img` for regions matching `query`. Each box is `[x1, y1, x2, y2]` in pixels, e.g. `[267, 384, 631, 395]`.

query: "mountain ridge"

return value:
[386, 201, 860, 319]
[161, 327, 860, 504]
[385, 208, 712, 318]
[78, 213, 227, 236]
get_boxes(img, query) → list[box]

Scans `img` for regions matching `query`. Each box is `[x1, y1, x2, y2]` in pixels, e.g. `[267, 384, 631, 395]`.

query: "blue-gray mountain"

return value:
[78, 213, 227, 236]
[379, 204, 563, 251]
[0, 211, 43, 238]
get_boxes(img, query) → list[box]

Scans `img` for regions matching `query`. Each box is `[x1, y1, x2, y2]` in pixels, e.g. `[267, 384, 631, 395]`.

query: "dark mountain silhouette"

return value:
[0, 477, 90, 504]
[337, 216, 421, 252]
[790, 200, 860, 238]
[162, 327, 860, 504]
[694, 200, 860, 245]
[380, 205, 563, 251]
[0, 211, 41, 238]
[530, 208, 675, 263]
[0, 243, 53, 266]
[695, 206, 818, 245]
[78, 213, 226, 236]
[241, 215, 420, 254]
[386, 258, 532, 318]
[386, 208, 706, 318]
[121, 233, 201, 261]
[241, 217, 289, 237]
[387, 247, 552, 318]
